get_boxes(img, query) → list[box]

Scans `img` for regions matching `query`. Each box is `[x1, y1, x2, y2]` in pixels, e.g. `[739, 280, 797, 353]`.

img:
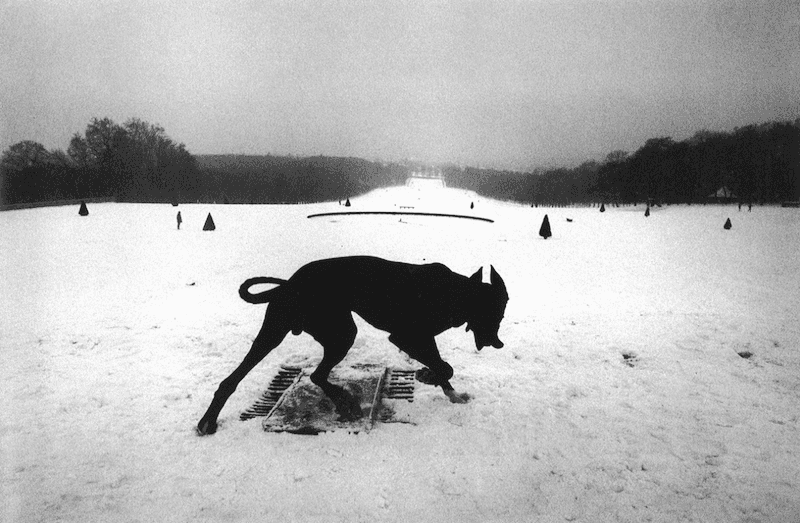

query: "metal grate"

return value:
[240, 365, 302, 421]
[244, 365, 416, 432]
[383, 368, 416, 401]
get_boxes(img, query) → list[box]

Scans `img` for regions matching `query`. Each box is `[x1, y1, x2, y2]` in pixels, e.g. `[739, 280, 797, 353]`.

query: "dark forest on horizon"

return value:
[2, 117, 798, 208]
[446, 120, 799, 206]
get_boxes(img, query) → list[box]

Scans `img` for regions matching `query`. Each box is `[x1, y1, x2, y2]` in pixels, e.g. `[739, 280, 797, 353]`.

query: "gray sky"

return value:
[2, 0, 798, 170]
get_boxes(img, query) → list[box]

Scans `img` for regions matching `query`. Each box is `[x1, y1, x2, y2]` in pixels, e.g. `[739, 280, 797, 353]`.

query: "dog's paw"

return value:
[444, 390, 471, 404]
[196, 419, 217, 436]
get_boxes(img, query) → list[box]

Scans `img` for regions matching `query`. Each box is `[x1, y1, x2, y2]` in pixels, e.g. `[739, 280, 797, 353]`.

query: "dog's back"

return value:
[284, 256, 468, 335]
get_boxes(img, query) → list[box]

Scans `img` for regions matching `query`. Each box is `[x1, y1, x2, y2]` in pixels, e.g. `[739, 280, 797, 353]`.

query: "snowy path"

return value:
[2, 187, 799, 522]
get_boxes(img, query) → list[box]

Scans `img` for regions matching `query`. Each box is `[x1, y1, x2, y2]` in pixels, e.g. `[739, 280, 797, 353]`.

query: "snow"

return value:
[2, 182, 799, 522]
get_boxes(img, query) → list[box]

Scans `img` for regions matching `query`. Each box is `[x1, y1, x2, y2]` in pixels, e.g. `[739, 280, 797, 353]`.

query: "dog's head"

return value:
[466, 266, 509, 350]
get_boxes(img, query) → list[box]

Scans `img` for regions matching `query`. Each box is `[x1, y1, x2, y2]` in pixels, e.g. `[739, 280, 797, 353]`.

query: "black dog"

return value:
[197, 256, 508, 435]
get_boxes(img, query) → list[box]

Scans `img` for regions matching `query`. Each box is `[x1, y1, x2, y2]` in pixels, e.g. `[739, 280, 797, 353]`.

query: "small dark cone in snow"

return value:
[78, 201, 89, 216]
[539, 214, 552, 239]
[724, 218, 732, 230]
[645, 206, 650, 217]
[470, 201, 474, 209]
[345, 198, 351, 207]
[600, 203, 605, 212]
[203, 213, 216, 231]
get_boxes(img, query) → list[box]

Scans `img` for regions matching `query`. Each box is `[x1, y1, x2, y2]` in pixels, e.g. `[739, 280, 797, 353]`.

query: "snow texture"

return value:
[2, 181, 799, 522]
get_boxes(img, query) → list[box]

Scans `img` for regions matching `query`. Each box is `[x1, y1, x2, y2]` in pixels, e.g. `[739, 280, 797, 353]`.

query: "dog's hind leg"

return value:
[306, 312, 363, 421]
[196, 307, 291, 436]
[388, 334, 471, 404]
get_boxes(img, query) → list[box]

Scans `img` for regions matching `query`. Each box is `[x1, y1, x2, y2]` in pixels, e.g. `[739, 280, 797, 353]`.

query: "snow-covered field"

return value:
[2, 181, 799, 522]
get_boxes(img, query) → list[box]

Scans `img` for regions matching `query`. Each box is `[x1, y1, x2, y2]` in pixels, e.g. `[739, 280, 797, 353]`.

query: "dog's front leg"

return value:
[415, 369, 471, 403]
[441, 382, 471, 404]
[389, 334, 471, 404]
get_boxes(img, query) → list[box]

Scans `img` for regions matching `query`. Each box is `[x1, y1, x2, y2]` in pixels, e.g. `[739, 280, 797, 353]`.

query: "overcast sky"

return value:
[2, 0, 798, 169]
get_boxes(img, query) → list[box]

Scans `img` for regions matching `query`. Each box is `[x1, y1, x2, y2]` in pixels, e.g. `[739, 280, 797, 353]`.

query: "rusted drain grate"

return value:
[240, 365, 302, 421]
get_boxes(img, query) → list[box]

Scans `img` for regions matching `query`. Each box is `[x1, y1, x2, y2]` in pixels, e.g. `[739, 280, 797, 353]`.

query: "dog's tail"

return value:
[239, 277, 287, 304]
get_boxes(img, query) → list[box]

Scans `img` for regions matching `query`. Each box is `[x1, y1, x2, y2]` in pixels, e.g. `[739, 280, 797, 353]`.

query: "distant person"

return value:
[748, 203, 752, 212]
[177, 211, 182, 230]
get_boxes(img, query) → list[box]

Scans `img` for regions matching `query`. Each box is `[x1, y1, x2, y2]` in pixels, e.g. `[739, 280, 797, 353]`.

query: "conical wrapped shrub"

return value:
[78, 201, 89, 216]
[724, 218, 732, 230]
[539, 214, 552, 239]
[600, 203, 605, 212]
[203, 213, 216, 231]
[644, 206, 650, 217]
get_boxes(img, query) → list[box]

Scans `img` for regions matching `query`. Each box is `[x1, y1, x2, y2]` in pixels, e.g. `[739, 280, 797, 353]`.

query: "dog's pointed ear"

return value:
[490, 266, 509, 300]
[469, 267, 482, 283]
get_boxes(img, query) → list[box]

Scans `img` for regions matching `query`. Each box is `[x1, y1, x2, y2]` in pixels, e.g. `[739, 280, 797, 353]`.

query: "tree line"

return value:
[0, 117, 408, 207]
[195, 155, 407, 204]
[1, 117, 199, 206]
[443, 160, 602, 206]
[445, 119, 800, 205]
[3, 116, 798, 208]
